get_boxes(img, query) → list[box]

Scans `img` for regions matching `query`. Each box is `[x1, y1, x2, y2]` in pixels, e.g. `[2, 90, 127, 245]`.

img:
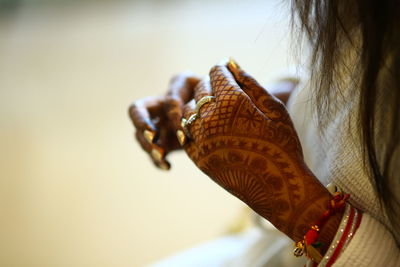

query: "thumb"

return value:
[227, 59, 287, 121]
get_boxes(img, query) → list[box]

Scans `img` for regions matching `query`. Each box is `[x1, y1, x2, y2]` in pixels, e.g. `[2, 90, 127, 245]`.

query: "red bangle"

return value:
[294, 192, 350, 262]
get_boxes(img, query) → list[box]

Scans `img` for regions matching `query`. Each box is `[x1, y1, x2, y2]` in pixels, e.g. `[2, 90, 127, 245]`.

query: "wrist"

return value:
[317, 207, 344, 254]
[294, 189, 349, 263]
[302, 194, 344, 254]
[289, 169, 334, 242]
[318, 203, 363, 266]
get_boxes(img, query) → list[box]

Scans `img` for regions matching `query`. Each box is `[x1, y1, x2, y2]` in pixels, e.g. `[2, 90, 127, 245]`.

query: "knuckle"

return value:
[128, 99, 146, 115]
[209, 65, 222, 76]
[165, 95, 179, 107]
[128, 102, 138, 114]
[236, 92, 247, 102]
[201, 115, 213, 126]
[187, 76, 201, 86]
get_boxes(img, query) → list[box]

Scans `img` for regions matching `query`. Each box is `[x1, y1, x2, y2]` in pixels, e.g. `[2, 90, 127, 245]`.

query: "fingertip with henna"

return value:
[228, 57, 241, 70]
[151, 146, 164, 162]
[176, 129, 187, 146]
[143, 129, 156, 144]
[157, 161, 171, 171]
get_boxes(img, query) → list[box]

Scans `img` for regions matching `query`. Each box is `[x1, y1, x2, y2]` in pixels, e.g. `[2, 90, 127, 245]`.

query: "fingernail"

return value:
[228, 57, 240, 70]
[143, 130, 155, 144]
[181, 118, 187, 128]
[176, 129, 187, 146]
[151, 147, 164, 162]
[158, 161, 170, 171]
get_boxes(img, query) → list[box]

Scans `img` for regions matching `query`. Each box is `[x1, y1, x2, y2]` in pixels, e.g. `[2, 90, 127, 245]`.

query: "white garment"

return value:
[287, 78, 400, 266]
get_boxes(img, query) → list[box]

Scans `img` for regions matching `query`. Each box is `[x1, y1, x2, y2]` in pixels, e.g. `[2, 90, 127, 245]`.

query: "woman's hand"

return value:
[128, 70, 299, 170]
[175, 60, 341, 247]
[128, 72, 200, 170]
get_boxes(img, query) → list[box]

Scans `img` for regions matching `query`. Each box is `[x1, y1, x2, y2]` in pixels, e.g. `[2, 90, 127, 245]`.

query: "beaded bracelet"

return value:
[294, 192, 350, 263]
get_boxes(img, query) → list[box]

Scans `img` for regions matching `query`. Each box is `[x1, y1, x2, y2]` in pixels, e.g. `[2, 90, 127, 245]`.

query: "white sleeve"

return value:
[317, 203, 400, 267]
[332, 212, 400, 266]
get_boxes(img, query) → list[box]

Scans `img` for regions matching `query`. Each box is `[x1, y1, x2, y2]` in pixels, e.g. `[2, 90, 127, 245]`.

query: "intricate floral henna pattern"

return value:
[182, 63, 335, 242]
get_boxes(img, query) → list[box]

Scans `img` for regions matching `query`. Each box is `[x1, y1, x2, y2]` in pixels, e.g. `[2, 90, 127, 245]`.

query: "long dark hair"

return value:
[291, 0, 400, 239]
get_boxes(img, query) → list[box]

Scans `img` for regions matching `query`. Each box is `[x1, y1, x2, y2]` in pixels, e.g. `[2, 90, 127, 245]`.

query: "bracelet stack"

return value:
[294, 191, 362, 266]
[318, 203, 362, 266]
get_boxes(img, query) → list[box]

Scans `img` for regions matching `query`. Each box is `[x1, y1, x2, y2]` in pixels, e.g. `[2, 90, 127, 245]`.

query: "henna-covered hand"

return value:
[175, 60, 342, 249]
[128, 69, 298, 170]
[128, 72, 200, 169]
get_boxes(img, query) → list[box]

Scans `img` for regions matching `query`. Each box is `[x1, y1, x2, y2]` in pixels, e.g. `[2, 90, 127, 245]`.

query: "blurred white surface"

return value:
[0, 0, 292, 266]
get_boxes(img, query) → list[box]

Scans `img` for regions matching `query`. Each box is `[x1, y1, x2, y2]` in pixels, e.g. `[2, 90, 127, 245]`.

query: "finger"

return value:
[227, 59, 287, 120]
[165, 74, 200, 134]
[167, 72, 200, 103]
[180, 99, 197, 141]
[165, 74, 200, 146]
[130, 98, 176, 165]
[193, 77, 213, 102]
[135, 130, 171, 171]
[209, 63, 244, 100]
[129, 96, 163, 142]
[182, 99, 196, 121]
[135, 130, 152, 153]
[227, 59, 274, 102]
[192, 78, 216, 120]
[151, 146, 171, 171]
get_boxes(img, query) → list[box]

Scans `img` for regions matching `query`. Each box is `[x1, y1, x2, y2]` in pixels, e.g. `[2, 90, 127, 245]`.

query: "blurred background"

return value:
[0, 0, 294, 266]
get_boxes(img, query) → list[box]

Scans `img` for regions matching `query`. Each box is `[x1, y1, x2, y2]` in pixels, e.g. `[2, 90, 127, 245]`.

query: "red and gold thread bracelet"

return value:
[294, 192, 350, 263]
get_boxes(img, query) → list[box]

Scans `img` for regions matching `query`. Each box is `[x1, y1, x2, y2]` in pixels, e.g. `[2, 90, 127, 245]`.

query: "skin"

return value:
[128, 61, 343, 254]
[129, 72, 200, 169]
[128, 73, 296, 168]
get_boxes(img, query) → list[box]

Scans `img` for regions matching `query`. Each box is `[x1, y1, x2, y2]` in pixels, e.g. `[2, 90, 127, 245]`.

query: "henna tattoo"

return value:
[129, 73, 202, 169]
[128, 63, 339, 248]
[184, 64, 333, 241]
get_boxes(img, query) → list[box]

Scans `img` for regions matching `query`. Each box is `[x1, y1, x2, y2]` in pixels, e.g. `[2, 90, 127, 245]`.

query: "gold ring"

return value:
[178, 96, 215, 144]
[180, 113, 197, 140]
[186, 113, 198, 125]
[195, 96, 216, 115]
[180, 118, 190, 138]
